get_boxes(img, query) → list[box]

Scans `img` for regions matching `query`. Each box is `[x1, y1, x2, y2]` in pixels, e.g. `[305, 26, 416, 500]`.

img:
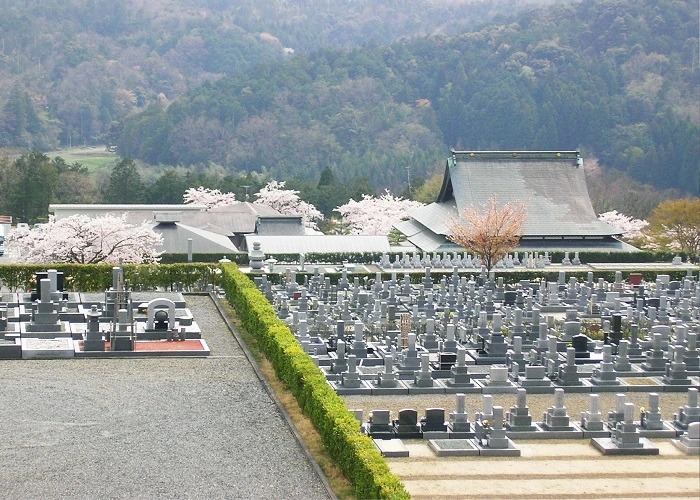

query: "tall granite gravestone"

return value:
[475, 406, 521, 456]
[506, 389, 536, 432]
[580, 394, 605, 434]
[590, 345, 620, 386]
[83, 305, 105, 352]
[540, 388, 576, 432]
[673, 388, 700, 430]
[448, 393, 473, 438]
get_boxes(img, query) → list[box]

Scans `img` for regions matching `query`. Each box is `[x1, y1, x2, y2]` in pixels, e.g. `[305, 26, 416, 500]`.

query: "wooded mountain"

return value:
[117, 0, 699, 194]
[0, 0, 547, 151]
[1, 0, 698, 195]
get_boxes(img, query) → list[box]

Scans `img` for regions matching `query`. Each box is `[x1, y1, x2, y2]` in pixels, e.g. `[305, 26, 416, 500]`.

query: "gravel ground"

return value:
[0, 295, 330, 500]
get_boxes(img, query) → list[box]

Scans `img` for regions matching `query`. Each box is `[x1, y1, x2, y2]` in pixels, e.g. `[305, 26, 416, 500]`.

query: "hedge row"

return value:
[0, 263, 221, 292]
[220, 263, 409, 500]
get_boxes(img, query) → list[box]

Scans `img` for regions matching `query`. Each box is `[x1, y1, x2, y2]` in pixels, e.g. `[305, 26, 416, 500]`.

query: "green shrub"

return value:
[220, 263, 410, 500]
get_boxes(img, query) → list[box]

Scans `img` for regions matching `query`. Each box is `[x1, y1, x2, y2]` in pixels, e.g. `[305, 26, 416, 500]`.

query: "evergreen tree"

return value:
[105, 158, 145, 203]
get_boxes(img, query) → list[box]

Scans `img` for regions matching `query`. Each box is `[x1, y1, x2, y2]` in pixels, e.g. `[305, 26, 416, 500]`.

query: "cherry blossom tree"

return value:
[254, 180, 323, 230]
[644, 198, 700, 262]
[598, 210, 649, 242]
[447, 195, 526, 271]
[334, 190, 424, 235]
[183, 186, 236, 209]
[7, 214, 163, 264]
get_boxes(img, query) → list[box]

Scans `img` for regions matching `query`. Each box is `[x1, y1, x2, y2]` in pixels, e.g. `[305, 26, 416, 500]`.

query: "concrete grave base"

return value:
[21, 337, 74, 359]
[638, 421, 682, 438]
[74, 339, 210, 357]
[428, 439, 479, 457]
[671, 438, 700, 456]
[374, 439, 409, 457]
[473, 438, 521, 456]
[0, 339, 22, 359]
[590, 437, 660, 455]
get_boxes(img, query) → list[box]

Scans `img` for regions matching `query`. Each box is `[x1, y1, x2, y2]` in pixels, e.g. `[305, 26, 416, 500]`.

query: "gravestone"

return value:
[673, 388, 700, 430]
[540, 388, 575, 432]
[591, 402, 659, 455]
[580, 394, 605, 433]
[506, 389, 536, 432]
[590, 345, 620, 386]
[365, 410, 394, 439]
[448, 393, 473, 438]
[672, 421, 700, 455]
[421, 408, 448, 438]
[394, 409, 422, 439]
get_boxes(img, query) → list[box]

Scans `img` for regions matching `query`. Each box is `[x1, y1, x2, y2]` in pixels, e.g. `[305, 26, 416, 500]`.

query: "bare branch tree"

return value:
[447, 195, 526, 271]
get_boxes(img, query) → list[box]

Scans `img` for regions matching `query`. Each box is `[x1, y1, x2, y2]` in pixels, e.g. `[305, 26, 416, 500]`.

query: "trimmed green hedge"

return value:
[0, 263, 222, 292]
[220, 264, 410, 500]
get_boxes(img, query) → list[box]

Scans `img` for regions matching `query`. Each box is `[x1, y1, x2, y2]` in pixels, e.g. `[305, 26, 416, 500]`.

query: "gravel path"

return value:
[0, 295, 331, 499]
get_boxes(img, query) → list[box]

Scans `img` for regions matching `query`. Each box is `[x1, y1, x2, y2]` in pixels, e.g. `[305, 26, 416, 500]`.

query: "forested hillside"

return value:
[1, 0, 697, 196]
[117, 0, 699, 194]
[0, 0, 548, 151]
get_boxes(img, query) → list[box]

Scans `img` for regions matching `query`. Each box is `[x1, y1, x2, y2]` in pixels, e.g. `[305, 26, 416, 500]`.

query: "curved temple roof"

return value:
[398, 151, 623, 251]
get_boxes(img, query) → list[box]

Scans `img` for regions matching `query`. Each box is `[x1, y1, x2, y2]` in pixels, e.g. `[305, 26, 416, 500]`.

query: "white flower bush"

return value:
[334, 190, 424, 236]
[255, 180, 324, 230]
[183, 186, 236, 209]
[8, 214, 163, 264]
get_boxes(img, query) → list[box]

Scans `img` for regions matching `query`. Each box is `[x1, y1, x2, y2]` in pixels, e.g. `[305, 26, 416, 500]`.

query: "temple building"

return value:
[395, 150, 637, 252]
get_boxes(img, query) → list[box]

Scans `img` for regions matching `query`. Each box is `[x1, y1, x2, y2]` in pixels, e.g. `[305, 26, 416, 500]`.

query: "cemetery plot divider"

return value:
[220, 263, 410, 500]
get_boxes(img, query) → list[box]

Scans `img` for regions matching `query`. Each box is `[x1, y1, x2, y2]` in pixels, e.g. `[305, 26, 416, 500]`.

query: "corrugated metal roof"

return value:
[244, 235, 390, 254]
[406, 229, 447, 252]
[393, 218, 423, 237]
[256, 216, 306, 236]
[406, 200, 456, 236]
[180, 202, 282, 234]
[154, 222, 238, 254]
[50, 204, 206, 220]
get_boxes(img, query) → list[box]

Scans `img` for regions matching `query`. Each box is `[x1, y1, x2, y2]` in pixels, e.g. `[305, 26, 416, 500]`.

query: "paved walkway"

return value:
[0, 295, 331, 499]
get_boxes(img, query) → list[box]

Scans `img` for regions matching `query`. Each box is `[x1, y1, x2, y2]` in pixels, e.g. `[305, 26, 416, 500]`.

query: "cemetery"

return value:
[2, 253, 699, 498]
[0, 266, 209, 359]
[241, 250, 700, 495]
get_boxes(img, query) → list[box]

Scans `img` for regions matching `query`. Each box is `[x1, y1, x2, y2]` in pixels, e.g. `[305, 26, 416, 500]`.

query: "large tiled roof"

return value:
[410, 151, 620, 239]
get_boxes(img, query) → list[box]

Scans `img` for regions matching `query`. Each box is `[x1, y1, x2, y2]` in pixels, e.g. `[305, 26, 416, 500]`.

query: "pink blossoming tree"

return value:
[8, 214, 163, 264]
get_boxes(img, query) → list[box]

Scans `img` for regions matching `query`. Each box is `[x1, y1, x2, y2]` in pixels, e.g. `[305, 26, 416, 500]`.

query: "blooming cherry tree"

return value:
[598, 210, 649, 242]
[8, 214, 163, 264]
[183, 186, 236, 209]
[447, 195, 526, 271]
[334, 190, 424, 235]
[254, 180, 323, 230]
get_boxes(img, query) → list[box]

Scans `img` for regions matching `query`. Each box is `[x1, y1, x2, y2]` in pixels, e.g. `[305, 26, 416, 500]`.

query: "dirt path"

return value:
[389, 440, 700, 499]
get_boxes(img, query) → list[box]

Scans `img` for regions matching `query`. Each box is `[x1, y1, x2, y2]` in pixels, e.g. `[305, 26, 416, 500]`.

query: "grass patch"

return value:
[623, 377, 658, 385]
[219, 300, 356, 499]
